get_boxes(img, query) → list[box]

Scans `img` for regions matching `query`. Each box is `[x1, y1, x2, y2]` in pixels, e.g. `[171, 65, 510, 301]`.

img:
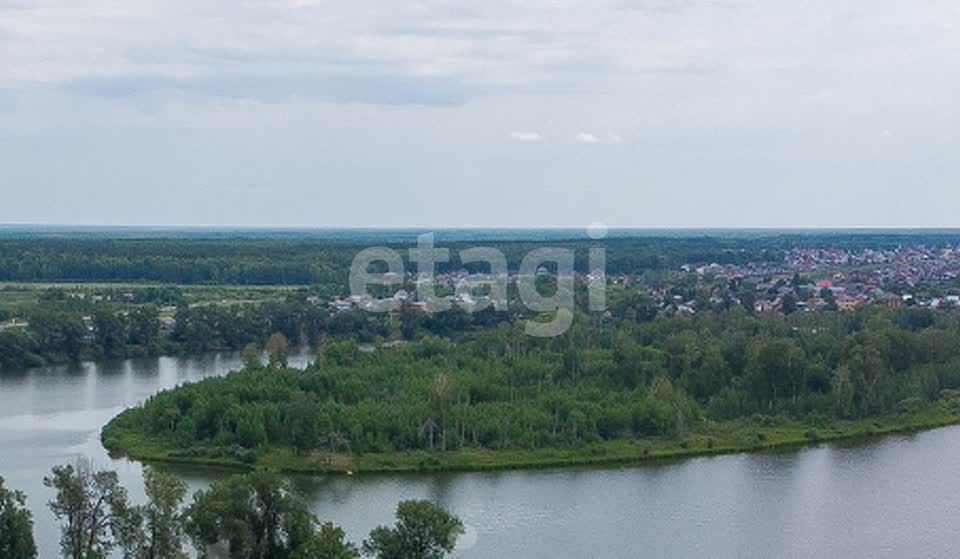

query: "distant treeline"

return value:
[6, 232, 960, 286]
[0, 239, 357, 285]
[0, 236, 791, 286]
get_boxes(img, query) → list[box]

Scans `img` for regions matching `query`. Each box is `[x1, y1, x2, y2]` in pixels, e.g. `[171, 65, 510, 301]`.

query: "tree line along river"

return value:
[2, 353, 960, 558]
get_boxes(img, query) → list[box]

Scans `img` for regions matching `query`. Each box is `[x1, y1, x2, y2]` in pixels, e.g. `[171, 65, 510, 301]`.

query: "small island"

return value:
[103, 307, 960, 474]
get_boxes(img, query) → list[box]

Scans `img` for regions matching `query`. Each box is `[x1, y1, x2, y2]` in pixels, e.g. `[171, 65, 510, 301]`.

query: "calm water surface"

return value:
[3, 355, 960, 558]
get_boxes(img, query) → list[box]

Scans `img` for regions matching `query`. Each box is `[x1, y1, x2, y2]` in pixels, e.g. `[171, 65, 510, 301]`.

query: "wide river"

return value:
[3, 354, 960, 558]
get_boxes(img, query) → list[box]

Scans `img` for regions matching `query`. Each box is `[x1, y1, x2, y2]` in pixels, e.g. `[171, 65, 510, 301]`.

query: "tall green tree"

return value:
[28, 311, 86, 361]
[266, 333, 291, 369]
[288, 392, 321, 455]
[185, 471, 314, 559]
[0, 476, 37, 559]
[119, 467, 189, 559]
[747, 339, 805, 407]
[429, 373, 455, 451]
[362, 500, 463, 559]
[242, 343, 263, 370]
[94, 310, 128, 359]
[845, 343, 893, 416]
[831, 366, 855, 418]
[128, 306, 161, 354]
[781, 293, 798, 315]
[291, 523, 359, 559]
[44, 460, 132, 559]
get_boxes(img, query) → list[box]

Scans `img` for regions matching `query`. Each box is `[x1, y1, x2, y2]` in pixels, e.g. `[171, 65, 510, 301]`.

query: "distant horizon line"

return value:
[3, 224, 960, 232]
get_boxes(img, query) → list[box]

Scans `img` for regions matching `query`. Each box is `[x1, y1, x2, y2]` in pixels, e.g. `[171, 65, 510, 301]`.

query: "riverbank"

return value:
[102, 404, 960, 475]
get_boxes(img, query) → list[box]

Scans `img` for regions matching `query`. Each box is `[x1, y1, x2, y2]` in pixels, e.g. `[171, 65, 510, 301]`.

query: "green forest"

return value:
[0, 235, 783, 285]
[104, 305, 960, 472]
[5, 231, 955, 286]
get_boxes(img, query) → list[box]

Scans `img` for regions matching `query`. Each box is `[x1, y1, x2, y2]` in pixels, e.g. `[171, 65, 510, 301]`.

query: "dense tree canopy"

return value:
[43, 460, 131, 559]
[0, 235, 791, 286]
[185, 471, 315, 559]
[106, 306, 960, 460]
[0, 476, 36, 559]
[120, 467, 189, 559]
[362, 501, 463, 559]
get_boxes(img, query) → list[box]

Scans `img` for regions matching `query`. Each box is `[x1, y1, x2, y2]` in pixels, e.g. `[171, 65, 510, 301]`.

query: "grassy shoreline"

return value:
[102, 404, 960, 475]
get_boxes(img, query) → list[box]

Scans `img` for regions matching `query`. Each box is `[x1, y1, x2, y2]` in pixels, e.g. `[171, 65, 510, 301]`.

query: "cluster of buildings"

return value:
[320, 245, 960, 317]
[62, 291, 138, 303]
[669, 246, 960, 315]
[327, 288, 499, 314]
[0, 319, 29, 332]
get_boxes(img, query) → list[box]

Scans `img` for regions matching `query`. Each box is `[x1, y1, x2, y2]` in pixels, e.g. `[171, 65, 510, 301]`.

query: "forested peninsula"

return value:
[103, 307, 960, 473]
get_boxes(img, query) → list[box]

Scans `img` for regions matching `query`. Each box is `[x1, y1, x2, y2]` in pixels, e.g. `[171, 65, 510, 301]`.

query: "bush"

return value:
[897, 397, 923, 414]
[707, 388, 755, 421]
[805, 413, 829, 430]
[630, 399, 675, 436]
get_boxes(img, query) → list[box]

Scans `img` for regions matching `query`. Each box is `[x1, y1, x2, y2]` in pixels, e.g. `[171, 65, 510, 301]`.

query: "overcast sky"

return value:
[1, 0, 959, 228]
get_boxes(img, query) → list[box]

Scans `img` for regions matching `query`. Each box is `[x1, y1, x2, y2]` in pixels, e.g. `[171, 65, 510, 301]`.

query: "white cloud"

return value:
[2, 0, 960, 227]
[574, 132, 625, 144]
[2, 0, 958, 112]
[509, 131, 543, 142]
